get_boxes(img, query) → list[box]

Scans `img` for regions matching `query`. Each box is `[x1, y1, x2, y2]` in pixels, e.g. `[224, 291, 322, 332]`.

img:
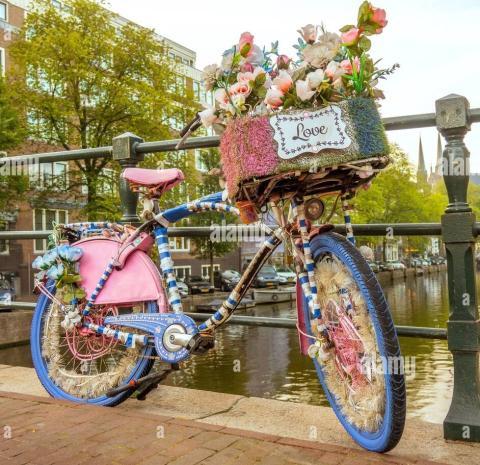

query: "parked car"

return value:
[275, 266, 296, 283]
[367, 261, 379, 272]
[184, 275, 215, 294]
[177, 280, 189, 298]
[0, 280, 15, 310]
[384, 261, 406, 271]
[214, 270, 240, 291]
[411, 258, 423, 267]
[253, 265, 280, 288]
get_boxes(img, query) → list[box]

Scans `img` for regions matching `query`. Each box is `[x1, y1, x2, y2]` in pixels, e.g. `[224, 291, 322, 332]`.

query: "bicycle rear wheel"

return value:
[298, 232, 406, 452]
[31, 281, 156, 406]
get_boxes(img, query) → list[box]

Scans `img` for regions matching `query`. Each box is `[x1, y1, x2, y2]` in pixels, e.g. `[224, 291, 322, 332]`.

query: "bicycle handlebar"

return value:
[179, 113, 202, 138]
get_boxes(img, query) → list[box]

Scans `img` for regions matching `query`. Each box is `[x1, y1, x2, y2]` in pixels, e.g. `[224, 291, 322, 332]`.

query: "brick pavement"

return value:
[0, 392, 448, 465]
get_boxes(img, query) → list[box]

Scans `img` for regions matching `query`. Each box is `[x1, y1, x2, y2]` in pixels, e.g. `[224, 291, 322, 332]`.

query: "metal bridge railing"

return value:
[1, 93, 479, 442]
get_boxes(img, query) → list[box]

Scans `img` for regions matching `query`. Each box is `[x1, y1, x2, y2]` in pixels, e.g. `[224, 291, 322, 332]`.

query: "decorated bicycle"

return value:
[31, 2, 405, 453]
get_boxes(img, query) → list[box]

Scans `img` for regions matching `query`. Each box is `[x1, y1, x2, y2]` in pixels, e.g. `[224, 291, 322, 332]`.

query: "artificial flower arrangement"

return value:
[32, 242, 85, 304]
[199, 2, 396, 200]
[200, 1, 396, 126]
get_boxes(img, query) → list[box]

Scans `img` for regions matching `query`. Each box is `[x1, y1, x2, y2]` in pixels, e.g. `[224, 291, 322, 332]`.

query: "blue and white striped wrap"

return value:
[155, 226, 183, 313]
[292, 202, 322, 324]
[341, 198, 356, 245]
[82, 259, 115, 316]
[84, 322, 148, 348]
[186, 201, 239, 216]
[198, 228, 283, 332]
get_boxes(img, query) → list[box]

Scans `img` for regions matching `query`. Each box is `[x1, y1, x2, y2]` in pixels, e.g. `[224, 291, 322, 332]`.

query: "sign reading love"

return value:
[270, 105, 352, 160]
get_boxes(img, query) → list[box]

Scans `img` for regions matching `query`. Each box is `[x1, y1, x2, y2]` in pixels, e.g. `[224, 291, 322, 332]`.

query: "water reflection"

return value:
[0, 272, 455, 423]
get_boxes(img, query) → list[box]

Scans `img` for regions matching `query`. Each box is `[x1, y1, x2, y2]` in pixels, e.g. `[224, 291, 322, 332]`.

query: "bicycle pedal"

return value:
[190, 334, 215, 355]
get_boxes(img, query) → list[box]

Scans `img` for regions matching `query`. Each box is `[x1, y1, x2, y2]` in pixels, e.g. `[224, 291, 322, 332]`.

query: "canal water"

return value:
[0, 272, 453, 423]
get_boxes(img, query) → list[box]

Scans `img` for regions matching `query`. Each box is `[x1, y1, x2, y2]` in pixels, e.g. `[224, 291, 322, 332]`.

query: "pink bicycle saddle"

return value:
[122, 168, 184, 191]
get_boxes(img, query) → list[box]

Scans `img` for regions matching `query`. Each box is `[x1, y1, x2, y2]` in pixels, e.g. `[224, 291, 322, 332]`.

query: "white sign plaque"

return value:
[270, 105, 352, 160]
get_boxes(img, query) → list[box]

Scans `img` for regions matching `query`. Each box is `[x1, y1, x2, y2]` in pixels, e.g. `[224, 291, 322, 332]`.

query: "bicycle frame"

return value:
[68, 189, 356, 355]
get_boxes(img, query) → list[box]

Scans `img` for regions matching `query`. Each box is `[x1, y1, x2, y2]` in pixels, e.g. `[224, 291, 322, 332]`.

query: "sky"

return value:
[107, 0, 480, 173]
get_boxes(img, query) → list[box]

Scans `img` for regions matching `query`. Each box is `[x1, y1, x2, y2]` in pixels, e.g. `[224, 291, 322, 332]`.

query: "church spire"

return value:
[417, 136, 427, 183]
[435, 132, 443, 176]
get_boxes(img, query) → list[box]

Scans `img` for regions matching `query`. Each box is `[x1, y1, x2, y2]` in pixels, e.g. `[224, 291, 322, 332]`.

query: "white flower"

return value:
[302, 33, 340, 69]
[245, 44, 265, 66]
[318, 32, 341, 50]
[297, 24, 318, 44]
[221, 48, 235, 71]
[325, 60, 343, 80]
[307, 69, 325, 90]
[295, 80, 315, 101]
[202, 64, 220, 91]
[199, 106, 218, 127]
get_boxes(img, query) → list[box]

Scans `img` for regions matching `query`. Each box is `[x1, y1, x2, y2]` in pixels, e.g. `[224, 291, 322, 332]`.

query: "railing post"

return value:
[436, 94, 480, 442]
[112, 132, 144, 223]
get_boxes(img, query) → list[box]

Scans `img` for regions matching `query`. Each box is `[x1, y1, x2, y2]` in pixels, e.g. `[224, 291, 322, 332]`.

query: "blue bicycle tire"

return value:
[300, 232, 406, 452]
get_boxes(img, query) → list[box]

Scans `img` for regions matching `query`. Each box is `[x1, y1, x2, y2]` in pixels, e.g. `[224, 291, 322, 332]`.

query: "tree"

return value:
[321, 144, 449, 256]
[0, 77, 28, 213]
[189, 149, 237, 284]
[9, 0, 195, 220]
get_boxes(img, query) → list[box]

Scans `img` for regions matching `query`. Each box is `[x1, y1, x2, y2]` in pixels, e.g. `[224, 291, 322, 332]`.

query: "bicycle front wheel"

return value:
[31, 281, 157, 406]
[299, 232, 406, 452]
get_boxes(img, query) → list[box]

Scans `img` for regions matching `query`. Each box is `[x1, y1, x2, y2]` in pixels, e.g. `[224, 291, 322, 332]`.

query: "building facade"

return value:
[0, 0, 240, 299]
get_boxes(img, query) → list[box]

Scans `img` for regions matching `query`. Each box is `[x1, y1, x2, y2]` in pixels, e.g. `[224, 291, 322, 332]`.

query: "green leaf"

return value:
[62, 274, 82, 284]
[358, 36, 371, 52]
[255, 87, 267, 99]
[254, 73, 266, 87]
[339, 24, 356, 33]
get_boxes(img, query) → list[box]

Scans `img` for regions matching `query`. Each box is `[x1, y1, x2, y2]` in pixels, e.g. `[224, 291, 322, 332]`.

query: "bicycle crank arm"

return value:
[104, 313, 199, 363]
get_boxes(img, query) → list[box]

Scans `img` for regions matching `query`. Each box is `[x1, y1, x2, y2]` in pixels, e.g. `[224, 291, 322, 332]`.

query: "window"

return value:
[174, 266, 191, 281]
[81, 167, 115, 195]
[0, 221, 8, 255]
[33, 209, 67, 253]
[0, 2, 7, 21]
[195, 149, 209, 173]
[201, 264, 220, 280]
[169, 237, 190, 252]
[30, 162, 68, 190]
[175, 75, 185, 95]
[193, 81, 201, 101]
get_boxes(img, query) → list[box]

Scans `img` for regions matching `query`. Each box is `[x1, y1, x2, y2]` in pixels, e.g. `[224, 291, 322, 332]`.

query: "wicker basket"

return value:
[219, 97, 390, 204]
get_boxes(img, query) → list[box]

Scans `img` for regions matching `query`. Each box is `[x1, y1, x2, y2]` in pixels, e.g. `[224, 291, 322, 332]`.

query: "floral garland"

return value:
[199, 1, 397, 128]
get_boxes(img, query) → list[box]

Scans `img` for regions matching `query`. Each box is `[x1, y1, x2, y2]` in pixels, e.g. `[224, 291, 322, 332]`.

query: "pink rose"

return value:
[214, 88, 230, 110]
[276, 54, 291, 70]
[272, 70, 293, 93]
[237, 71, 255, 84]
[371, 7, 387, 33]
[340, 57, 360, 75]
[229, 82, 252, 98]
[341, 27, 360, 46]
[297, 24, 317, 44]
[264, 87, 283, 108]
[240, 62, 254, 73]
[238, 32, 254, 57]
